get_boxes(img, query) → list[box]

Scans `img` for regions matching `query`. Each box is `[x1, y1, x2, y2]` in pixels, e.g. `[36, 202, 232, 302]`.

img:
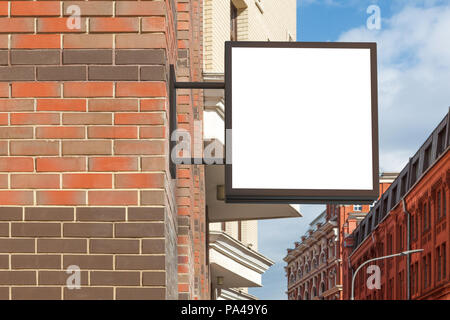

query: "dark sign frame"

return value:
[224, 41, 380, 204]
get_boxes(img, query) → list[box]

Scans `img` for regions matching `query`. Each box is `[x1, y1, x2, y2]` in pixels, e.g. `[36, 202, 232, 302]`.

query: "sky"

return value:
[249, 0, 450, 300]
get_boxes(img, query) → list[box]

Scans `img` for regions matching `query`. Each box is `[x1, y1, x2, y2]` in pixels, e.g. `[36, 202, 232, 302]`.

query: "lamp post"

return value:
[350, 249, 423, 300]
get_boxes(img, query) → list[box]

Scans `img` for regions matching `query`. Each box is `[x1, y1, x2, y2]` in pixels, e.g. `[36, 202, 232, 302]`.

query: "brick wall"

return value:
[0, 0, 205, 300]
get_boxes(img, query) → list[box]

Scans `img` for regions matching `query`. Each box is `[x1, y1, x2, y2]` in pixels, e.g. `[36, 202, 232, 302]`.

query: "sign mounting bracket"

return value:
[169, 64, 225, 178]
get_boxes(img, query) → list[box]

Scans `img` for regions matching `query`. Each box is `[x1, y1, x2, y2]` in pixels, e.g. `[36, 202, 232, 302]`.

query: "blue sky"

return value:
[249, 0, 450, 300]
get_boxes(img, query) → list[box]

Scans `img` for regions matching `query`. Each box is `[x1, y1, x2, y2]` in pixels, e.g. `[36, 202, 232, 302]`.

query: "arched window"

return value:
[312, 287, 317, 298]
[328, 242, 335, 258]
[320, 281, 326, 296]
[304, 291, 309, 300]
[329, 269, 336, 288]
[320, 252, 326, 264]
[289, 272, 295, 284]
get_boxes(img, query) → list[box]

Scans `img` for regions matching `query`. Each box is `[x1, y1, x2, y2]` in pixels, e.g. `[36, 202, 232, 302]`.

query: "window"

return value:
[298, 267, 303, 279]
[423, 145, 431, 172]
[423, 256, 427, 289]
[367, 217, 373, 234]
[361, 223, 366, 238]
[313, 258, 318, 269]
[437, 246, 441, 282]
[436, 126, 446, 156]
[353, 205, 362, 212]
[443, 189, 447, 217]
[230, 2, 238, 41]
[398, 225, 403, 251]
[387, 233, 393, 254]
[320, 252, 326, 264]
[391, 187, 398, 209]
[388, 278, 393, 300]
[411, 215, 415, 239]
[399, 271, 404, 300]
[423, 202, 427, 232]
[443, 243, 447, 279]
[289, 271, 295, 284]
[320, 282, 325, 296]
[411, 161, 418, 185]
[437, 190, 442, 220]
[415, 262, 419, 294]
[401, 174, 408, 196]
[383, 198, 388, 216]
[427, 253, 431, 288]
[304, 291, 309, 300]
[415, 212, 418, 238]
[411, 263, 415, 295]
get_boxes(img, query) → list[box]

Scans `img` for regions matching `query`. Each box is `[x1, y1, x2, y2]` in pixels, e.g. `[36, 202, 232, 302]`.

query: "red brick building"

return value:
[0, 0, 209, 300]
[343, 110, 450, 300]
[285, 176, 394, 300]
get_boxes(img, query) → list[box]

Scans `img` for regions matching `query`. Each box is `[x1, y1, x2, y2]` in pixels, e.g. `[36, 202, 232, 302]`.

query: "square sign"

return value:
[225, 41, 379, 203]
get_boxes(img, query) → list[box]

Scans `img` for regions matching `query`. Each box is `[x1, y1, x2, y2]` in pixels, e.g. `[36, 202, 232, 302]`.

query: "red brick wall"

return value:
[0, 0, 206, 300]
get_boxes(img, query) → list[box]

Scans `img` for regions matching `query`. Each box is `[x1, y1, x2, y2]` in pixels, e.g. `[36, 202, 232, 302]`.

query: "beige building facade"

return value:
[204, 0, 297, 74]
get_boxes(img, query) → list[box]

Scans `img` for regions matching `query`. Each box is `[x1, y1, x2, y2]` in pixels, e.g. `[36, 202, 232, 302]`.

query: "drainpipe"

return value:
[402, 198, 411, 300]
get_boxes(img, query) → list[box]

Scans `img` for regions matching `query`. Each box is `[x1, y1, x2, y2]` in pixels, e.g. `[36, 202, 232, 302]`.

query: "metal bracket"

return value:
[169, 64, 225, 178]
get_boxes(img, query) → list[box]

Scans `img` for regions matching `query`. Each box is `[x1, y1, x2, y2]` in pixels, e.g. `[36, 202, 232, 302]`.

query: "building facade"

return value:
[285, 210, 340, 300]
[344, 110, 450, 300]
[285, 175, 396, 300]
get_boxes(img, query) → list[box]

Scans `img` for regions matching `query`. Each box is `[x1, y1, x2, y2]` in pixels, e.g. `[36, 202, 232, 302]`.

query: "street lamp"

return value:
[350, 249, 423, 300]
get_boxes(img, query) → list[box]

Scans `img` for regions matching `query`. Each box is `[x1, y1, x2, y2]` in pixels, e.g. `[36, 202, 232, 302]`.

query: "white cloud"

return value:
[338, 4, 450, 172]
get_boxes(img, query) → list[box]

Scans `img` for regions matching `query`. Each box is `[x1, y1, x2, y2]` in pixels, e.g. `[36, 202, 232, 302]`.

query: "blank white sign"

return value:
[231, 46, 374, 190]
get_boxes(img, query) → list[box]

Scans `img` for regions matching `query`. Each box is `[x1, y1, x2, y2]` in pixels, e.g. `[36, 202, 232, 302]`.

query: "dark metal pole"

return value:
[169, 64, 226, 179]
